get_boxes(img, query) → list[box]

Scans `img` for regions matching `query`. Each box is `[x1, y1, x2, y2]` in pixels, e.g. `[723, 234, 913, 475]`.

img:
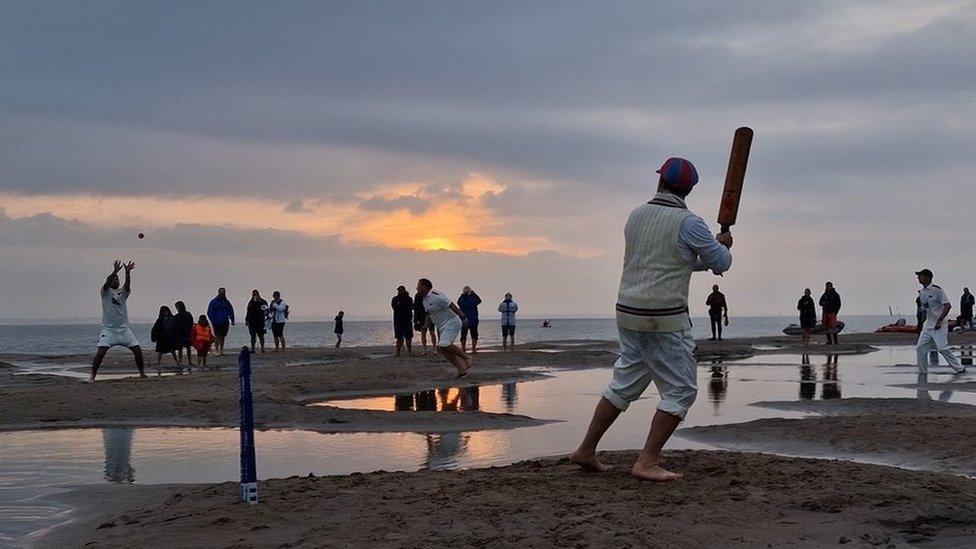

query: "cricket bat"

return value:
[718, 127, 754, 233]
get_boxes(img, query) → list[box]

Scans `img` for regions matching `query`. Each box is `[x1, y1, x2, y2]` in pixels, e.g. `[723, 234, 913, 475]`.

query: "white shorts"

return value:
[97, 326, 140, 349]
[436, 316, 463, 348]
[603, 327, 698, 419]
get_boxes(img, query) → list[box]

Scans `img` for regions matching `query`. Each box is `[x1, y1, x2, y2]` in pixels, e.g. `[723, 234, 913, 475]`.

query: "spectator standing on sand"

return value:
[269, 291, 290, 351]
[457, 286, 482, 353]
[207, 288, 235, 356]
[90, 261, 145, 381]
[570, 156, 732, 481]
[499, 293, 518, 351]
[245, 290, 268, 353]
[191, 315, 216, 370]
[392, 286, 414, 356]
[916, 268, 965, 374]
[797, 289, 817, 347]
[151, 306, 181, 375]
[961, 288, 974, 330]
[417, 278, 472, 376]
[173, 301, 194, 367]
[819, 282, 841, 345]
[705, 284, 728, 341]
[334, 311, 344, 348]
[414, 289, 436, 354]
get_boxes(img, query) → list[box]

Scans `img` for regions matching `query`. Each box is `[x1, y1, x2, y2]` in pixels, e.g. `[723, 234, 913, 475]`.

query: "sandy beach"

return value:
[5, 333, 976, 547]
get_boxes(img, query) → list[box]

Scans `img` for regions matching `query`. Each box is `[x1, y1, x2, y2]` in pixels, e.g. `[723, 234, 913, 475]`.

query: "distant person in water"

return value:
[797, 288, 817, 347]
[269, 291, 290, 351]
[151, 306, 181, 375]
[173, 301, 194, 367]
[245, 290, 268, 353]
[207, 287, 235, 356]
[705, 284, 728, 341]
[916, 269, 965, 374]
[417, 278, 472, 376]
[571, 156, 732, 481]
[334, 310, 344, 348]
[414, 289, 436, 354]
[457, 286, 482, 353]
[961, 288, 974, 330]
[191, 315, 216, 370]
[819, 282, 841, 345]
[498, 293, 518, 351]
[91, 261, 145, 381]
[392, 286, 414, 356]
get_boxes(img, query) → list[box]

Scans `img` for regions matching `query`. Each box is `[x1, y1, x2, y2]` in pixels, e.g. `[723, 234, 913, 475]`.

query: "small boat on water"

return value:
[782, 321, 845, 336]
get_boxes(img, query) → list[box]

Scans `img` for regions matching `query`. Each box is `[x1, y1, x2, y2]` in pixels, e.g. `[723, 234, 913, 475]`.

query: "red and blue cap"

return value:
[656, 157, 698, 190]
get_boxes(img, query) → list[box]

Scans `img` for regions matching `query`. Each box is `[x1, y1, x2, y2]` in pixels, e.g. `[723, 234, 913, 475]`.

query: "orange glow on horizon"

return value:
[0, 174, 567, 256]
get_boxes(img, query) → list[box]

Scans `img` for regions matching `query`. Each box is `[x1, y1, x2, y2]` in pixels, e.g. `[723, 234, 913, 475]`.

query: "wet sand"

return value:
[40, 450, 976, 548]
[682, 397, 976, 475]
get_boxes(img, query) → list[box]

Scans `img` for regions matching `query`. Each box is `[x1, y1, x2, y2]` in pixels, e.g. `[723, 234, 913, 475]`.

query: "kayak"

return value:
[782, 321, 845, 336]
[875, 324, 918, 334]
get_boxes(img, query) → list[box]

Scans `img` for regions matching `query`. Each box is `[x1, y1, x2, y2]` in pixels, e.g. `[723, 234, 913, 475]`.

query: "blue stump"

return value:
[238, 347, 258, 504]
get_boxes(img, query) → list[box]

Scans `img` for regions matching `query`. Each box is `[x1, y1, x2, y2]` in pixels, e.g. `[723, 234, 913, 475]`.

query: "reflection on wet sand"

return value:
[103, 427, 134, 483]
[707, 366, 727, 411]
[822, 354, 841, 399]
[915, 373, 954, 402]
[391, 387, 482, 412]
[502, 382, 518, 412]
[799, 354, 816, 400]
[425, 432, 469, 470]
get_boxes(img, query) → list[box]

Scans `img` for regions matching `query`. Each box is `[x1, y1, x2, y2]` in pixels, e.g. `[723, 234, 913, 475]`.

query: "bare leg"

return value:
[130, 346, 145, 377]
[177, 347, 184, 364]
[439, 345, 472, 376]
[156, 352, 163, 375]
[631, 410, 683, 481]
[406, 338, 412, 355]
[420, 331, 428, 354]
[185, 346, 194, 366]
[90, 347, 109, 382]
[471, 338, 478, 354]
[396, 337, 403, 356]
[250, 332, 257, 352]
[571, 397, 620, 471]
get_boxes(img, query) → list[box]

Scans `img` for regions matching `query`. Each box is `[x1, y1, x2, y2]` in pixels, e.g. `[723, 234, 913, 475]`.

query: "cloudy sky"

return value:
[2, 1, 975, 321]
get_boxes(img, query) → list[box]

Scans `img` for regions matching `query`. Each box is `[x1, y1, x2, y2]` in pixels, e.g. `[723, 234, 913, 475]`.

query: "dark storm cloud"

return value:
[2, 1, 974, 197]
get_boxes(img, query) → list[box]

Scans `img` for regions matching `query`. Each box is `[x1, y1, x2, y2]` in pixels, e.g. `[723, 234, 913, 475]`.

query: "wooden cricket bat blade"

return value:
[718, 126, 753, 232]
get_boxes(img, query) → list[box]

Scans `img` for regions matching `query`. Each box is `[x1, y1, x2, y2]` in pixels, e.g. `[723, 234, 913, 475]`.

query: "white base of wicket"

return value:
[241, 482, 258, 505]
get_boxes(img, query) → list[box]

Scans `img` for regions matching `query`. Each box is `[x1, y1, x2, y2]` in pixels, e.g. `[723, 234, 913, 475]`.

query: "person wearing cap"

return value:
[416, 278, 472, 376]
[915, 269, 965, 374]
[391, 285, 414, 356]
[571, 156, 732, 481]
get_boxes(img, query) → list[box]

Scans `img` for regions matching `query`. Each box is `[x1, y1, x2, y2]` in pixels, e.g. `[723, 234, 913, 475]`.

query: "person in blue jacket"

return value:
[457, 286, 482, 353]
[207, 287, 235, 356]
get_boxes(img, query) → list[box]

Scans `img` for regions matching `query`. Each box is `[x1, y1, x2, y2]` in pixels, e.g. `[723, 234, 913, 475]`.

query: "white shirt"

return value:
[919, 284, 950, 330]
[101, 287, 130, 328]
[423, 290, 455, 327]
[678, 215, 732, 274]
[269, 299, 289, 324]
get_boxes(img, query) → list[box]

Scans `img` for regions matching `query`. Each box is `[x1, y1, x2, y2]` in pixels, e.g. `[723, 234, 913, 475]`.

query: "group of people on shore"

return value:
[89, 263, 294, 381]
[794, 282, 843, 346]
[391, 283, 519, 358]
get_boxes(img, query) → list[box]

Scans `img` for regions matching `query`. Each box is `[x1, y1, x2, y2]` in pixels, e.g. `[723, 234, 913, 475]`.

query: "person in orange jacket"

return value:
[191, 315, 217, 370]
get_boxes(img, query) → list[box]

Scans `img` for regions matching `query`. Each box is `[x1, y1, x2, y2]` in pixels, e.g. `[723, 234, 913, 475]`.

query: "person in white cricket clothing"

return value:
[90, 260, 146, 381]
[915, 268, 965, 374]
[416, 278, 472, 377]
[571, 156, 732, 481]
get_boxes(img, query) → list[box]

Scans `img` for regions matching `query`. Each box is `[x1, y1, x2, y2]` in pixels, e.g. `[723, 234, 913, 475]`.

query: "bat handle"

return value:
[720, 224, 731, 234]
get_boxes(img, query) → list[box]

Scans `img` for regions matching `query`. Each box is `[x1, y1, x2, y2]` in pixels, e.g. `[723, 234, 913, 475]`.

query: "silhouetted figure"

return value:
[334, 310, 344, 348]
[819, 282, 841, 345]
[797, 289, 817, 347]
[961, 288, 974, 330]
[245, 290, 268, 353]
[392, 286, 414, 356]
[173, 301, 194, 367]
[705, 285, 728, 341]
[207, 287, 235, 356]
[151, 306, 180, 375]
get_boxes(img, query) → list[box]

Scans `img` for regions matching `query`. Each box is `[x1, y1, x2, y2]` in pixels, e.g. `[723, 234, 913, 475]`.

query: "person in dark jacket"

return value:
[392, 286, 414, 356]
[173, 301, 195, 367]
[245, 290, 269, 353]
[819, 282, 842, 345]
[334, 310, 344, 348]
[961, 288, 974, 330]
[705, 284, 728, 341]
[414, 290, 436, 354]
[797, 289, 817, 347]
[457, 286, 483, 353]
[151, 306, 180, 375]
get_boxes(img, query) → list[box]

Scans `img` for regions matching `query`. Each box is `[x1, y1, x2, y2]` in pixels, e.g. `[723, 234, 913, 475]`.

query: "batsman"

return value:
[571, 128, 752, 481]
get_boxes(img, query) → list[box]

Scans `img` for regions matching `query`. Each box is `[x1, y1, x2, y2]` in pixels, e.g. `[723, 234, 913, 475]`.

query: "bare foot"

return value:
[631, 462, 683, 481]
[455, 358, 473, 378]
[570, 450, 611, 472]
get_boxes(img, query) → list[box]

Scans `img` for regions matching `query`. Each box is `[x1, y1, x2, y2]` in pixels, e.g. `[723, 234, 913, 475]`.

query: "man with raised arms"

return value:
[416, 278, 472, 377]
[90, 260, 146, 381]
[571, 157, 732, 481]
